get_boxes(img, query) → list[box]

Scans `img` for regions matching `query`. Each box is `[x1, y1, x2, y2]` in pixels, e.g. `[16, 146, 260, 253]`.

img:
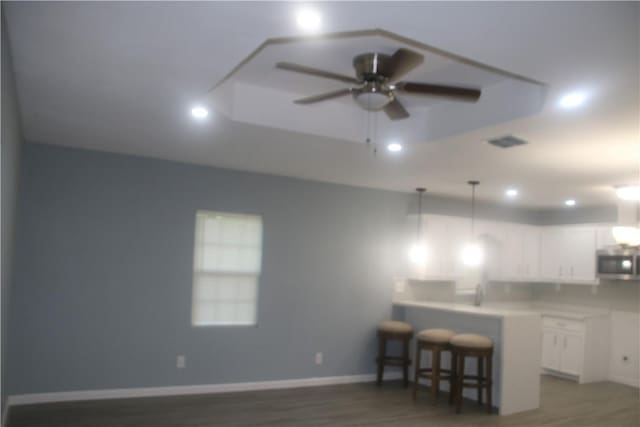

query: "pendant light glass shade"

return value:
[461, 242, 484, 267]
[461, 181, 484, 268]
[408, 188, 427, 266]
[409, 243, 427, 265]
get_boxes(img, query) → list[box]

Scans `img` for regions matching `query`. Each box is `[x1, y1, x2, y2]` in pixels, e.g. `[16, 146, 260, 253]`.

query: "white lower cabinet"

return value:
[541, 316, 609, 383]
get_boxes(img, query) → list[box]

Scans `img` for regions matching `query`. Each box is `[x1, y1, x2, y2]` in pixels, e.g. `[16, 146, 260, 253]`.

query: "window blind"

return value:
[192, 211, 262, 326]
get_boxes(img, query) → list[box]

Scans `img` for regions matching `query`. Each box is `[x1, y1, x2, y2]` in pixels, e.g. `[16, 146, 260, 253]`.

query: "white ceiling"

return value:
[4, 2, 639, 208]
[210, 30, 545, 144]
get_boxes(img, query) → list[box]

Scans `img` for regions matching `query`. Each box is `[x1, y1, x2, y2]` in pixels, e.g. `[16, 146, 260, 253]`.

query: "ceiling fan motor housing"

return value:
[352, 53, 395, 110]
[352, 52, 393, 82]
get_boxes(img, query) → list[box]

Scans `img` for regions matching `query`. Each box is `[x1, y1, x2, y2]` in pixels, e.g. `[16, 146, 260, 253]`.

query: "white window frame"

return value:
[191, 210, 262, 327]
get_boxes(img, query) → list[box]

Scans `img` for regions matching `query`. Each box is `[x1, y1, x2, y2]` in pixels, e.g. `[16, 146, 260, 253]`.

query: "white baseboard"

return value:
[608, 374, 640, 388]
[7, 372, 402, 406]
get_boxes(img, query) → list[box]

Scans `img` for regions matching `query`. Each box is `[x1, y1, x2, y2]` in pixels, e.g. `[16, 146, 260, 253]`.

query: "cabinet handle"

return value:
[553, 335, 557, 347]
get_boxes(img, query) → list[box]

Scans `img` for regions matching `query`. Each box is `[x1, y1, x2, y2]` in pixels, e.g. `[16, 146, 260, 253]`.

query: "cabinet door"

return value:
[447, 216, 471, 277]
[565, 228, 596, 281]
[422, 215, 449, 277]
[502, 225, 524, 279]
[476, 221, 505, 279]
[596, 226, 616, 249]
[540, 228, 562, 280]
[521, 226, 540, 279]
[541, 329, 561, 370]
[559, 333, 584, 376]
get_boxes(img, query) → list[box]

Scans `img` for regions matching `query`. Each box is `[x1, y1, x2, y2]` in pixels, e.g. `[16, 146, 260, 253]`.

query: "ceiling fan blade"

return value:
[294, 88, 353, 105]
[383, 98, 410, 120]
[276, 62, 360, 85]
[387, 48, 424, 82]
[396, 82, 481, 102]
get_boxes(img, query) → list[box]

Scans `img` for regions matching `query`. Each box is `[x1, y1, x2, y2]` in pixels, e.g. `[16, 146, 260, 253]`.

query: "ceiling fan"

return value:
[276, 48, 481, 121]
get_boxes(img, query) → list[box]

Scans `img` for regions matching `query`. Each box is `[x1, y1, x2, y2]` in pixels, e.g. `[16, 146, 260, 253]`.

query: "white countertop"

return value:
[393, 300, 610, 320]
[393, 299, 541, 318]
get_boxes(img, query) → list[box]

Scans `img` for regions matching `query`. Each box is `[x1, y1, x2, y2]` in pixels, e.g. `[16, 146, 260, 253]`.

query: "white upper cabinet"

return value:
[407, 214, 608, 285]
[539, 226, 598, 283]
[521, 226, 541, 279]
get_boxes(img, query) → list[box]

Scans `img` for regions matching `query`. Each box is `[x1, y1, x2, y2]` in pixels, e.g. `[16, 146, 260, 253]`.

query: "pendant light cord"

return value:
[471, 184, 476, 235]
[418, 190, 423, 237]
[468, 181, 479, 237]
[416, 188, 426, 240]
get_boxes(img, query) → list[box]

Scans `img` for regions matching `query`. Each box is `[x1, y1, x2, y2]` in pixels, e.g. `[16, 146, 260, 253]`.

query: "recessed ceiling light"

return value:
[191, 106, 209, 119]
[559, 91, 587, 109]
[564, 199, 576, 207]
[505, 188, 518, 198]
[616, 185, 640, 201]
[387, 143, 403, 153]
[296, 8, 322, 31]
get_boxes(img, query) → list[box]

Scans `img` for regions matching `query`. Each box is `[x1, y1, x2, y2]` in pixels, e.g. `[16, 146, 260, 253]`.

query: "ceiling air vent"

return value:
[487, 135, 527, 149]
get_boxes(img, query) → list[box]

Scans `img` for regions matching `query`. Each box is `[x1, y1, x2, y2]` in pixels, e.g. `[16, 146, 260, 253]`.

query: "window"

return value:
[191, 211, 262, 326]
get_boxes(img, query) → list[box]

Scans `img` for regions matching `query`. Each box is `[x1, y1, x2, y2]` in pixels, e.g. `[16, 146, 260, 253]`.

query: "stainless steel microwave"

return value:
[596, 248, 638, 280]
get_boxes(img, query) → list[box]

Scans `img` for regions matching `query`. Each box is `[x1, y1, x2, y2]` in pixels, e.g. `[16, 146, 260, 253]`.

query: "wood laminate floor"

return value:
[7, 376, 640, 427]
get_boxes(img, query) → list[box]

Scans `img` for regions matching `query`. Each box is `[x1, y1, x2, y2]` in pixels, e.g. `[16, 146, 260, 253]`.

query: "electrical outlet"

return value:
[315, 352, 323, 365]
[177, 355, 186, 369]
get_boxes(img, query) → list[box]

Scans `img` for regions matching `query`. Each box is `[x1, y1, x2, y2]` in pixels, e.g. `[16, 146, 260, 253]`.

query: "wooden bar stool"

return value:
[449, 333, 494, 414]
[412, 328, 456, 402]
[376, 321, 413, 387]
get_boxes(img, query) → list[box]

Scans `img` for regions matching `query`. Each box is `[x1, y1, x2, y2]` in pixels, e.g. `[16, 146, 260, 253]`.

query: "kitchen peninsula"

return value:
[393, 299, 542, 416]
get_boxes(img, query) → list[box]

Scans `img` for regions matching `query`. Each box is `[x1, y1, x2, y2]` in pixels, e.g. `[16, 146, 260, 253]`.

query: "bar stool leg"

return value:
[477, 356, 484, 405]
[376, 335, 385, 386]
[402, 336, 410, 388]
[412, 343, 421, 400]
[455, 354, 465, 413]
[448, 352, 457, 405]
[432, 348, 441, 401]
[486, 354, 493, 413]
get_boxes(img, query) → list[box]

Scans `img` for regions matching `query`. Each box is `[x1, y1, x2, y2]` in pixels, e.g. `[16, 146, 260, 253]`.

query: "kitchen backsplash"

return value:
[531, 281, 640, 312]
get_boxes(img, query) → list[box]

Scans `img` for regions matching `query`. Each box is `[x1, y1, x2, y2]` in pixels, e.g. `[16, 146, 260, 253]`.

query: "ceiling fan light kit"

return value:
[276, 47, 482, 121]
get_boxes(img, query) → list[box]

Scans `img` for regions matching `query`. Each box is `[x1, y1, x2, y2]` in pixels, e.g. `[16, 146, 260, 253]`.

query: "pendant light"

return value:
[408, 188, 427, 265]
[461, 180, 484, 267]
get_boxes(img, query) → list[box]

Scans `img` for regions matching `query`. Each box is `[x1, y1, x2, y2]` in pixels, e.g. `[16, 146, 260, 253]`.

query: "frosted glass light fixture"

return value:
[461, 180, 484, 267]
[409, 243, 427, 265]
[408, 188, 427, 266]
[461, 242, 484, 267]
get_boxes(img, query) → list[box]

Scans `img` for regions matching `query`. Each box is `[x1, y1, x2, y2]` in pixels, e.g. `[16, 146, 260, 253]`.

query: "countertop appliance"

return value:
[596, 247, 638, 280]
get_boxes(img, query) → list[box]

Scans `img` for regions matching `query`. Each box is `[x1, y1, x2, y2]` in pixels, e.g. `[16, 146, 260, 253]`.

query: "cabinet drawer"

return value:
[543, 317, 584, 333]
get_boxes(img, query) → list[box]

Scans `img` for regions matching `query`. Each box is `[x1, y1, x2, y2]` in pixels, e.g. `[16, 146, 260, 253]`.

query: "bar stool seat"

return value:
[417, 328, 456, 344]
[376, 321, 413, 387]
[449, 333, 494, 414]
[379, 320, 414, 334]
[413, 328, 456, 402]
[450, 333, 492, 349]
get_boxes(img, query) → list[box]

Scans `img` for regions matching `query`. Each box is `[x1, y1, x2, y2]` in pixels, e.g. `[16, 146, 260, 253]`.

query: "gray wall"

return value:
[9, 142, 412, 395]
[1, 11, 23, 414]
[535, 205, 618, 226]
[8, 141, 621, 396]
